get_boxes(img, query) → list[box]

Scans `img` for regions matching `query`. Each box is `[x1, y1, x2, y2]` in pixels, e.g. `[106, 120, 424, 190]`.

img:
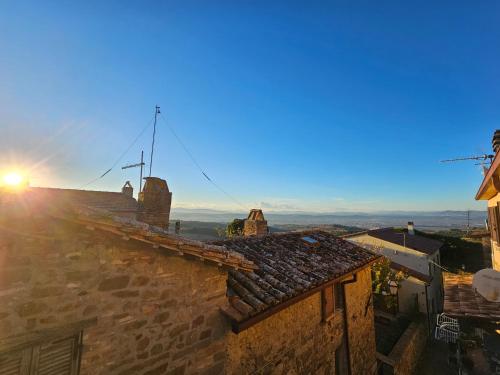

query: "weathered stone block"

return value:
[112, 290, 140, 298]
[98, 275, 130, 291]
[15, 301, 47, 317]
[150, 343, 163, 356]
[137, 336, 150, 352]
[153, 311, 170, 324]
[31, 285, 65, 298]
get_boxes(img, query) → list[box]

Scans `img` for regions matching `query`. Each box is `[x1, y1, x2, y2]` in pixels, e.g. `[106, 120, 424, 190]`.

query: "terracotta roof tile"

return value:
[367, 228, 442, 255]
[443, 272, 500, 321]
[0, 189, 256, 272]
[212, 231, 380, 323]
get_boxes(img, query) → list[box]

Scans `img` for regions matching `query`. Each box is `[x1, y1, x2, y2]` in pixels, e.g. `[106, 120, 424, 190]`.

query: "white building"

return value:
[345, 222, 443, 316]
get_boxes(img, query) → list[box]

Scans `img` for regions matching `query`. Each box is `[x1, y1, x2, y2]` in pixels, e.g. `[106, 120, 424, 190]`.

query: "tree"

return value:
[225, 218, 245, 238]
[371, 257, 409, 313]
[372, 257, 408, 294]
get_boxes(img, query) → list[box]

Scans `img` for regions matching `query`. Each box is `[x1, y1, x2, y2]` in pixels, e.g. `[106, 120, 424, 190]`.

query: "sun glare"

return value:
[2, 172, 26, 188]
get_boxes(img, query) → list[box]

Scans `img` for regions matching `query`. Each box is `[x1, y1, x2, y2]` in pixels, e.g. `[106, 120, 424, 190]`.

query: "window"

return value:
[322, 283, 344, 321]
[334, 283, 344, 310]
[0, 332, 82, 375]
[488, 205, 500, 242]
[322, 285, 334, 321]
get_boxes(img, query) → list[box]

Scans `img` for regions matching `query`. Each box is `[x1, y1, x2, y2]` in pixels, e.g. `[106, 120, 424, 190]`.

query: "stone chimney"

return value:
[493, 130, 500, 154]
[244, 209, 268, 236]
[136, 177, 172, 230]
[407, 221, 415, 235]
[121, 181, 133, 197]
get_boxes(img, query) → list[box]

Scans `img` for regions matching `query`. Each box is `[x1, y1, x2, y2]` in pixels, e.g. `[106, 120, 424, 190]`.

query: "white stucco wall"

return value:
[487, 195, 500, 271]
[347, 234, 443, 314]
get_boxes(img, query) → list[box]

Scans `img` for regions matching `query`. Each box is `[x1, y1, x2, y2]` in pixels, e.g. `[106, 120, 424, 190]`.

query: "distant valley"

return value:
[170, 208, 487, 241]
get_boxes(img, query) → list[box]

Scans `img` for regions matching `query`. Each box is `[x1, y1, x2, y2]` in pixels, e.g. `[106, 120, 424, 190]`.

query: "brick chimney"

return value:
[121, 181, 133, 197]
[243, 209, 268, 236]
[407, 221, 415, 235]
[136, 177, 172, 230]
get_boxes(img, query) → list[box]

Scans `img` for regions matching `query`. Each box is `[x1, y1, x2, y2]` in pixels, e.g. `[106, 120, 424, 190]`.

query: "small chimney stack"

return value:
[121, 181, 134, 197]
[136, 177, 172, 230]
[407, 221, 415, 235]
[492, 130, 500, 154]
[243, 209, 268, 236]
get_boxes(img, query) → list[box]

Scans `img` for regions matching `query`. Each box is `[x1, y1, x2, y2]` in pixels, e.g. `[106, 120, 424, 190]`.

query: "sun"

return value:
[2, 172, 27, 189]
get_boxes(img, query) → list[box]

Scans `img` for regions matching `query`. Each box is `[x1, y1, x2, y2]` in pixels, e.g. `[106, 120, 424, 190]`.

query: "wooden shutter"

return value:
[488, 206, 498, 242]
[32, 334, 81, 375]
[0, 349, 31, 375]
[322, 285, 334, 321]
[334, 283, 344, 310]
[0, 333, 81, 375]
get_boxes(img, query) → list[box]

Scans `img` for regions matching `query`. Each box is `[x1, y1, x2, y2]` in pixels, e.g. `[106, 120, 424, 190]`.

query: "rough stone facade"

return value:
[226, 267, 377, 375]
[226, 293, 344, 374]
[0, 210, 378, 375]
[344, 267, 378, 375]
[377, 319, 427, 375]
[0, 216, 227, 375]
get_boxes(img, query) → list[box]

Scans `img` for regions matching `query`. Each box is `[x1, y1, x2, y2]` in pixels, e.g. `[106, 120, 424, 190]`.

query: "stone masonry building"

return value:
[0, 181, 380, 375]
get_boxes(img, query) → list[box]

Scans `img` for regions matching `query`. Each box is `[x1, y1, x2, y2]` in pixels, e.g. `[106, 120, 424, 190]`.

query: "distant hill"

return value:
[170, 220, 362, 241]
[171, 208, 486, 231]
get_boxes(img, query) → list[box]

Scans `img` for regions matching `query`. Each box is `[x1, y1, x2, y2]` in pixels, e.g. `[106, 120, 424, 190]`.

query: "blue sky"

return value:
[0, 1, 498, 212]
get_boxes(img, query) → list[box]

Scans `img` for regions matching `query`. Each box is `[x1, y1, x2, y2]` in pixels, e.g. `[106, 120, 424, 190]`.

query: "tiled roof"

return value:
[443, 272, 500, 321]
[212, 231, 380, 325]
[0, 189, 256, 272]
[366, 228, 442, 255]
[390, 261, 432, 284]
[30, 187, 138, 212]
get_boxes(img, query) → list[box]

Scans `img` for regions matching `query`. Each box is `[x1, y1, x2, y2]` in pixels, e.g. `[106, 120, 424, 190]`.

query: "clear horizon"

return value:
[1, 2, 498, 212]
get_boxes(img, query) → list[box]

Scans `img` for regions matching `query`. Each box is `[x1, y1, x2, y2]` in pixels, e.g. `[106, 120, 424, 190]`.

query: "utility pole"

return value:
[466, 210, 470, 235]
[149, 105, 161, 177]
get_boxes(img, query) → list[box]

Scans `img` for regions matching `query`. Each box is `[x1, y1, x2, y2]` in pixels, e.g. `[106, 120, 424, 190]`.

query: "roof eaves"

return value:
[476, 152, 500, 200]
[224, 255, 381, 333]
[54, 205, 257, 272]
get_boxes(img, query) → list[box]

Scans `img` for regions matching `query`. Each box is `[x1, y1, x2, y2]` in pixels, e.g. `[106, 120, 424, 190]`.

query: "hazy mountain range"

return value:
[171, 208, 487, 231]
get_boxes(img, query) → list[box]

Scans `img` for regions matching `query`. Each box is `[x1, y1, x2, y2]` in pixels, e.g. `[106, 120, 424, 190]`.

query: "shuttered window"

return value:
[322, 285, 334, 321]
[488, 206, 500, 243]
[334, 283, 344, 310]
[0, 332, 82, 375]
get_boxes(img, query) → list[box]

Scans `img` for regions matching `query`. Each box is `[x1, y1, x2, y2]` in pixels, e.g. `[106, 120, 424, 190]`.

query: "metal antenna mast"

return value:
[122, 151, 145, 192]
[149, 105, 161, 177]
[440, 154, 494, 163]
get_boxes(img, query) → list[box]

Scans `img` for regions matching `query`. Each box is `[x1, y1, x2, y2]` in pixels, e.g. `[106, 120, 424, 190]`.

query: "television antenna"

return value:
[440, 154, 494, 164]
[441, 154, 494, 176]
[122, 150, 145, 192]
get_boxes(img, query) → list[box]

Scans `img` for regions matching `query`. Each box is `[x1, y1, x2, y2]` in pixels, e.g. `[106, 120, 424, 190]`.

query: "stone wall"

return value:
[376, 318, 427, 375]
[226, 292, 344, 374]
[344, 267, 378, 375]
[0, 216, 228, 375]
[226, 266, 378, 375]
[391, 319, 427, 375]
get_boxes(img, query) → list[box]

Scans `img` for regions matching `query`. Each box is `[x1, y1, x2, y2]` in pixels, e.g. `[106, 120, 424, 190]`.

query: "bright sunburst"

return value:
[2, 172, 26, 188]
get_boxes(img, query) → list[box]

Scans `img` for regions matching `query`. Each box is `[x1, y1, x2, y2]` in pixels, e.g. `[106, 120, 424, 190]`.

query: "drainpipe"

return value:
[341, 273, 357, 375]
[424, 284, 431, 336]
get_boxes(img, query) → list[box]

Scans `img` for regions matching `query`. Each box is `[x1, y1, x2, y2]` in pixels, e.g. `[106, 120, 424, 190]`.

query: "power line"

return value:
[79, 115, 155, 189]
[158, 113, 249, 211]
